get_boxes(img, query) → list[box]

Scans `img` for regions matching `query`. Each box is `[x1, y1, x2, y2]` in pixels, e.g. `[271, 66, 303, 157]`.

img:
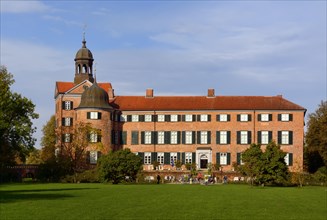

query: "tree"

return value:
[26, 148, 42, 164]
[97, 148, 143, 184]
[305, 101, 327, 172]
[40, 115, 56, 162]
[0, 66, 39, 169]
[260, 141, 290, 186]
[57, 122, 102, 179]
[239, 142, 290, 186]
[238, 143, 264, 185]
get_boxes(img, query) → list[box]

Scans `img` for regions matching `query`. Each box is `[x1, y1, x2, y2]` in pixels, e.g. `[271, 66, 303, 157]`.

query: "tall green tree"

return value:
[0, 66, 39, 169]
[97, 148, 143, 184]
[305, 101, 327, 173]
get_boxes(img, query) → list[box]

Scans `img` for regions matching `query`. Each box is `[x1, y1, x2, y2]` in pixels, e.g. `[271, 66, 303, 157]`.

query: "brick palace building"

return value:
[55, 38, 306, 172]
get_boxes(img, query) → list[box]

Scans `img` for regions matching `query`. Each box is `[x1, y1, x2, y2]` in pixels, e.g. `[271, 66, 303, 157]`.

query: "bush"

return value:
[61, 168, 99, 183]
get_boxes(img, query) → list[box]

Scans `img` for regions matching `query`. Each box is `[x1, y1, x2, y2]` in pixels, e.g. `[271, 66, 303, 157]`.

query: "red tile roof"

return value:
[111, 95, 305, 111]
[56, 81, 112, 94]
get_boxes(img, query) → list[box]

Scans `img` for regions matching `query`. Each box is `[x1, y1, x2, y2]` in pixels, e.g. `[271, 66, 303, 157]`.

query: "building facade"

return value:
[55, 39, 306, 172]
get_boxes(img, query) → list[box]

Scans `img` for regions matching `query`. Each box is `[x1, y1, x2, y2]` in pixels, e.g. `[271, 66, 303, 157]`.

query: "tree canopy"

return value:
[238, 142, 290, 186]
[97, 148, 143, 184]
[0, 66, 39, 168]
[305, 101, 327, 172]
[40, 115, 56, 162]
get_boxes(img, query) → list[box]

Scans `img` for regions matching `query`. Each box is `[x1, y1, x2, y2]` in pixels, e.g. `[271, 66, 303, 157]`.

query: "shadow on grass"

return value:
[0, 187, 98, 204]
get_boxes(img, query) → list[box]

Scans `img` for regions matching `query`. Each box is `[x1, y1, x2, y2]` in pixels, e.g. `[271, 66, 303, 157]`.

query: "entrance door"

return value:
[200, 155, 208, 169]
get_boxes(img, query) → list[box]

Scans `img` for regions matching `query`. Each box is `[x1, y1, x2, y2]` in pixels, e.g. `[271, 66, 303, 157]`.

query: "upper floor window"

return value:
[220, 153, 228, 165]
[62, 117, 72, 127]
[284, 153, 293, 166]
[171, 131, 178, 144]
[62, 101, 73, 110]
[238, 114, 251, 122]
[120, 114, 127, 122]
[63, 133, 71, 143]
[132, 115, 139, 122]
[87, 112, 101, 120]
[170, 152, 177, 165]
[89, 151, 100, 164]
[157, 115, 165, 122]
[278, 114, 293, 122]
[261, 131, 269, 144]
[89, 131, 100, 143]
[258, 114, 272, 122]
[200, 131, 208, 144]
[185, 114, 193, 122]
[200, 114, 208, 122]
[237, 131, 251, 145]
[145, 131, 152, 144]
[157, 131, 165, 144]
[144, 115, 152, 122]
[185, 131, 193, 144]
[278, 131, 293, 145]
[170, 114, 178, 122]
[217, 114, 230, 122]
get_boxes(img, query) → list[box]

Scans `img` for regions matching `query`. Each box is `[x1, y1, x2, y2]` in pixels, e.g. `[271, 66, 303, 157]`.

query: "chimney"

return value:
[146, 88, 154, 98]
[207, 88, 215, 97]
[108, 88, 115, 99]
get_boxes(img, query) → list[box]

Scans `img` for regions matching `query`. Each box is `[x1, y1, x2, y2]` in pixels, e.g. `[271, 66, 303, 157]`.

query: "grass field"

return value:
[0, 183, 326, 220]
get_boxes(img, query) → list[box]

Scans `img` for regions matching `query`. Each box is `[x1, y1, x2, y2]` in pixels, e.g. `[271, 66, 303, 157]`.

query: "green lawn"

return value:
[0, 183, 326, 220]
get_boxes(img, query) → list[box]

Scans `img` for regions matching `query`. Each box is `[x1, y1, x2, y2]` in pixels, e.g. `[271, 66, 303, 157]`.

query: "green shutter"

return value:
[182, 131, 186, 144]
[141, 131, 145, 144]
[227, 153, 231, 165]
[139, 115, 145, 122]
[208, 115, 211, 121]
[86, 151, 90, 164]
[177, 131, 181, 144]
[216, 115, 220, 121]
[165, 131, 171, 144]
[165, 115, 171, 122]
[237, 153, 241, 165]
[152, 131, 157, 144]
[70, 101, 73, 109]
[289, 131, 293, 145]
[181, 115, 186, 121]
[248, 114, 252, 121]
[289, 114, 293, 121]
[132, 131, 139, 145]
[278, 114, 282, 121]
[127, 115, 132, 122]
[98, 112, 102, 119]
[192, 115, 196, 122]
[121, 131, 127, 145]
[227, 114, 231, 121]
[237, 131, 241, 144]
[87, 112, 91, 119]
[237, 114, 240, 121]
[216, 153, 220, 165]
[268, 131, 273, 143]
[196, 115, 201, 121]
[138, 152, 144, 164]
[164, 153, 170, 164]
[207, 131, 211, 144]
[216, 131, 220, 144]
[192, 131, 196, 144]
[258, 114, 261, 121]
[192, 152, 196, 163]
[269, 114, 273, 121]
[257, 131, 262, 144]
[227, 131, 231, 144]
[289, 153, 293, 166]
[177, 152, 181, 161]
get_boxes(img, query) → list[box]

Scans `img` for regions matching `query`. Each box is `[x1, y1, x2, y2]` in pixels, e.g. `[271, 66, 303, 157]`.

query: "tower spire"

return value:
[82, 24, 87, 48]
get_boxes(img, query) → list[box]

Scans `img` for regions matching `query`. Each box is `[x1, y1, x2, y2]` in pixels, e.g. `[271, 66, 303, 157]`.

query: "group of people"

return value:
[155, 174, 229, 184]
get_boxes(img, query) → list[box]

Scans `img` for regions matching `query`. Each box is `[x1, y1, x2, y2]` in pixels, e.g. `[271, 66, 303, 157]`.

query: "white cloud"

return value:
[1, 0, 49, 13]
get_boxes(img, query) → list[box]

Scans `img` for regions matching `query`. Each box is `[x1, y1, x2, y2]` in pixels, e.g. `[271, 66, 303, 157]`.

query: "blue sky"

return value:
[1, 1, 326, 148]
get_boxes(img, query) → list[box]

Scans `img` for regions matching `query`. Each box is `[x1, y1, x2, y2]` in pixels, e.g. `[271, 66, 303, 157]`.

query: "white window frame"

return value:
[284, 153, 290, 166]
[219, 114, 228, 122]
[200, 131, 208, 144]
[240, 114, 248, 122]
[64, 133, 71, 143]
[157, 131, 165, 144]
[157, 115, 165, 122]
[144, 152, 151, 165]
[281, 114, 290, 121]
[261, 131, 269, 144]
[170, 152, 177, 165]
[185, 131, 193, 144]
[145, 131, 152, 144]
[261, 114, 269, 122]
[145, 114, 152, 122]
[64, 101, 71, 110]
[90, 131, 98, 143]
[171, 131, 178, 144]
[240, 131, 248, 144]
[200, 114, 208, 122]
[185, 152, 192, 164]
[132, 115, 139, 122]
[281, 131, 289, 144]
[90, 151, 98, 164]
[90, 112, 99, 119]
[157, 152, 164, 164]
[185, 114, 193, 122]
[64, 117, 71, 126]
[220, 131, 228, 144]
[220, 153, 227, 165]
[170, 114, 178, 122]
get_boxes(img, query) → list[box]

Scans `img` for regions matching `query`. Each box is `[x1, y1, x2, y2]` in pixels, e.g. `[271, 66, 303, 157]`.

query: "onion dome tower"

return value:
[74, 35, 94, 84]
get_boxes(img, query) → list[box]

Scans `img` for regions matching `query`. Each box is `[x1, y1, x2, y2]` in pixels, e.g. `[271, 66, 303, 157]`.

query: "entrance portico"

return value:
[196, 147, 212, 169]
